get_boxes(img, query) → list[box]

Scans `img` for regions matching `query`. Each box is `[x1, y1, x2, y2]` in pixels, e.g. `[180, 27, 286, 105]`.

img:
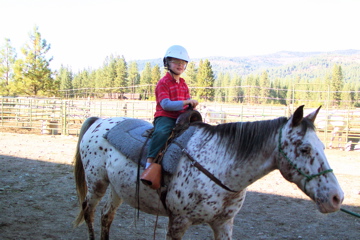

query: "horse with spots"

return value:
[73, 105, 343, 240]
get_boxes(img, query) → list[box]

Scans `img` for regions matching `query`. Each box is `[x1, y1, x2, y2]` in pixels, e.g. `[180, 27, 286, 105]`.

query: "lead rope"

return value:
[278, 126, 360, 218]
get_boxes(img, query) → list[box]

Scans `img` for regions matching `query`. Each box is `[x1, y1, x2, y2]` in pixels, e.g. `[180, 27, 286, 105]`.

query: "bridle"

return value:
[277, 125, 333, 191]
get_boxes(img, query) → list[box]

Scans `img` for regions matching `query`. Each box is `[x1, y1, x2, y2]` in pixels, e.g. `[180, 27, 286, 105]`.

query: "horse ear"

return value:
[305, 105, 322, 123]
[291, 105, 304, 127]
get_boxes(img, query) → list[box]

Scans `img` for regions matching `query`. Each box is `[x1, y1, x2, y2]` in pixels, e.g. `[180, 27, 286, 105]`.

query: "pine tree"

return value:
[12, 26, 55, 96]
[222, 73, 231, 102]
[184, 62, 197, 97]
[114, 55, 128, 94]
[331, 64, 344, 105]
[140, 62, 152, 99]
[214, 72, 224, 102]
[340, 82, 353, 108]
[229, 74, 242, 103]
[150, 64, 160, 100]
[72, 70, 90, 98]
[56, 66, 73, 98]
[196, 59, 215, 101]
[128, 61, 140, 95]
[0, 38, 17, 95]
[242, 75, 252, 104]
[101, 55, 117, 96]
[249, 75, 259, 104]
[285, 81, 293, 106]
[259, 71, 270, 104]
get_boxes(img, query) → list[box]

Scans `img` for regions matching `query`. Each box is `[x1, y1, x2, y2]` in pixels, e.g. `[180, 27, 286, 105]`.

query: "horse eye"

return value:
[300, 146, 311, 154]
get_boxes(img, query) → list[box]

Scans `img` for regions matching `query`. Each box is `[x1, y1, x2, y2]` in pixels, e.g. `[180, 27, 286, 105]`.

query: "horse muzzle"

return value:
[315, 188, 344, 213]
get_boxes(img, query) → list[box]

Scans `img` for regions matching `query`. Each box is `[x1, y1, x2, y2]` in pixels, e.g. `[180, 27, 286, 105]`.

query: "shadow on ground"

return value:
[0, 155, 359, 240]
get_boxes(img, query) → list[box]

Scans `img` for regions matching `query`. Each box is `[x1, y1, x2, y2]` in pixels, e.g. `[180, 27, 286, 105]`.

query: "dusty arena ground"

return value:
[0, 131, 359, 240]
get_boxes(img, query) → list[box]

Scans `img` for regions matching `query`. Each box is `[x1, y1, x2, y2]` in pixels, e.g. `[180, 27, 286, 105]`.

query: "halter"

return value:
[278, 125, 333, 191]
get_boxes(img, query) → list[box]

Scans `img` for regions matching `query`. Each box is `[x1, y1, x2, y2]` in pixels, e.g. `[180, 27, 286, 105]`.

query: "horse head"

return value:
[277, 105, 344, 213]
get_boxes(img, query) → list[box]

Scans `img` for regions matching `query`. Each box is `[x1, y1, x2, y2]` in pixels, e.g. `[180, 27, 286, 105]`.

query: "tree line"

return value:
[1, 26, 359, 107]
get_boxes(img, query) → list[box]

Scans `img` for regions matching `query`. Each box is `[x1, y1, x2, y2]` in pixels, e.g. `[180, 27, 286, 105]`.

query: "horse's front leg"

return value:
[166, 214, 192, 240]
[209, 218, 234, 240]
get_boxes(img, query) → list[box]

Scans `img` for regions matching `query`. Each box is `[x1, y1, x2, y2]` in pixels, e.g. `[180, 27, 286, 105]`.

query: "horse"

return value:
[200, 105, 227, 124]
[73, 105, 344, 240]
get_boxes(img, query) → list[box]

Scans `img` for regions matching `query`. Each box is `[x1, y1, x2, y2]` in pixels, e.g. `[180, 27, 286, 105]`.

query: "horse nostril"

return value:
[332, 194, 343, 207]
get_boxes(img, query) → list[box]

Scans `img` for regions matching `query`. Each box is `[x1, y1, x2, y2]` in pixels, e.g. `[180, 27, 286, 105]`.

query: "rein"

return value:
[182, 148, 237, 193]
[277, 125, 333, 190]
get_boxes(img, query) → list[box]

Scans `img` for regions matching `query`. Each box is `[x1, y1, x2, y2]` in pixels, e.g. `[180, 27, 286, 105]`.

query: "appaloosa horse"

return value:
[74, 105, 343, 240]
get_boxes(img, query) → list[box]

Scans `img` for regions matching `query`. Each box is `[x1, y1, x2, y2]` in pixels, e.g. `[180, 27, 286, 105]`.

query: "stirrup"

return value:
[140, 163, 162, 190]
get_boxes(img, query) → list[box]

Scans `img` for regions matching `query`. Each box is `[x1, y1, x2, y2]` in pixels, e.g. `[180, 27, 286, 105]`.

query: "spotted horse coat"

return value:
[73, 105, 344, 240]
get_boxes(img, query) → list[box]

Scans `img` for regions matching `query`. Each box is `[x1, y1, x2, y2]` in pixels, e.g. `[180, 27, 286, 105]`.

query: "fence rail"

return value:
[1, 97, 359, 151]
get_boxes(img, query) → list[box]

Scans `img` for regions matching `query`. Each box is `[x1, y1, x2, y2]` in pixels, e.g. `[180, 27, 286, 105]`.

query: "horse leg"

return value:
[100, 185, 123, 240]
[166, 214, 192, 240]
[83, 180, 109, 240]
[209, 218, 234, 240]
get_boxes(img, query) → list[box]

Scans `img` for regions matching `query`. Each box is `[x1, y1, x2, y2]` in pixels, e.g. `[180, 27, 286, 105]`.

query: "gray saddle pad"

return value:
[103, 118, 196, 174]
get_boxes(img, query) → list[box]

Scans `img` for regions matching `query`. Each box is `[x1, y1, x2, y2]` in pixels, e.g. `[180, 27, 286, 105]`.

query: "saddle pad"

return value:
[104, 118, 152, 167]
[103, 118, 196, 174]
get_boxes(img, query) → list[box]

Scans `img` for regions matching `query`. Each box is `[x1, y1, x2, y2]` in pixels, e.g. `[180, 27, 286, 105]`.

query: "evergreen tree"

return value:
[285, 81, 293, 106]
[12, 26, 55, 96]
[331, 64, 344, 105]
[93, 68, 104, 97]
[214, 72, 224, 102]
[0, 38, 17, 95]
[128, 61, 140, 95]
[259, 71, 270, 104]
[184, 62, 197, 97]
[101, 55, 117, 96]
[323, 74, 332, 105]
[140, 62, 152, 99]
[72, 70, 90, 98]
[297, 78, 310, 105]
[222, 73, 231, 102]
[56, 65, 73, 98]
[271, 78, 282, 104]
[229, 74, 242, 103]
[340, 82, 353, 108]
[242, 75, 252, 104]
[249, 75, 259, 104]
[114, 55, 128, 94]
[196, 59, 215, 101]
[150, 64, 160, 99]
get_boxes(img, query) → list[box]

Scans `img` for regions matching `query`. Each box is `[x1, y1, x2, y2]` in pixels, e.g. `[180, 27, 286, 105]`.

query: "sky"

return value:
[1, 0, 359, 72]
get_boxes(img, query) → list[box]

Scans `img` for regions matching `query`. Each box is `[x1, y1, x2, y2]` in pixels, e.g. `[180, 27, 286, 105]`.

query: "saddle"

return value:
[103, 109, 203, 174]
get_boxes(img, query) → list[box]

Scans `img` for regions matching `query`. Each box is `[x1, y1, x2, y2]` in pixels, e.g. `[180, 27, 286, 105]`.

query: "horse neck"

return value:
[192, 127, 279, 191]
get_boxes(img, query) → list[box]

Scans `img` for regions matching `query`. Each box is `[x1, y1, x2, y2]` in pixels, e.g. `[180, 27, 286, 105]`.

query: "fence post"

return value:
[1, 98, 3, 127]
[62, 100, 67, 135]
[123, 103, 127, 117]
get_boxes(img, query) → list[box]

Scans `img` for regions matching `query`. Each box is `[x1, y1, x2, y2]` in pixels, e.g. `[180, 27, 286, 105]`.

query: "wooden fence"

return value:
[1, 97, 359, 151]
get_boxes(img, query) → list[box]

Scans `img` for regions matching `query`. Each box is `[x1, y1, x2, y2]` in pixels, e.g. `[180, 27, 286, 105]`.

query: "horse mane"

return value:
[193, 116, 315, 161]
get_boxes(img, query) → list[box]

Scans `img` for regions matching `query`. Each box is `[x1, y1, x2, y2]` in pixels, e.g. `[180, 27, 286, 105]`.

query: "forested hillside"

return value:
[137, 49, 360, 83]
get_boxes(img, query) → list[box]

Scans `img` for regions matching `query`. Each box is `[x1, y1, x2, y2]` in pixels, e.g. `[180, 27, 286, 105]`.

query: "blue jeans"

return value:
[147, 116, 176, 158]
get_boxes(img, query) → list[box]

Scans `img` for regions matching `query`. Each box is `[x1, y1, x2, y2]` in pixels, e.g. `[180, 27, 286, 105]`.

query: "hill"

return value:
[136, 49, 360, 82]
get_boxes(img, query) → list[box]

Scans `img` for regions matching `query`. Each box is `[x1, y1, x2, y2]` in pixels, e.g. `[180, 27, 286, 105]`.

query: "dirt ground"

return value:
[0, 130, 359, 240]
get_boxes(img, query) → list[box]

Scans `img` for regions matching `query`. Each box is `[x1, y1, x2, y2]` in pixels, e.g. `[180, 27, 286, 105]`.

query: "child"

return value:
[140, 45, 198, 188]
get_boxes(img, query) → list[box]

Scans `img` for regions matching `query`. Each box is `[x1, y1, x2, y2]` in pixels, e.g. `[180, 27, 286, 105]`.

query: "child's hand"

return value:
[185, 99, 199, 108]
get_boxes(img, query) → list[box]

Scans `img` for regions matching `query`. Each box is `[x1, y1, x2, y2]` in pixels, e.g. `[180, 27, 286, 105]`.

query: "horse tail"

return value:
[73, 117, 99, 227]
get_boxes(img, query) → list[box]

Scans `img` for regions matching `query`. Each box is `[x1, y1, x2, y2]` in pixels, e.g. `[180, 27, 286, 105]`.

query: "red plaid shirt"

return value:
[154, 72, 190, 119]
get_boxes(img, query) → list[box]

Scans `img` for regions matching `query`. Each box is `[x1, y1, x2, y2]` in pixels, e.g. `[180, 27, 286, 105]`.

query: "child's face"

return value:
[169, 58, 187, 75]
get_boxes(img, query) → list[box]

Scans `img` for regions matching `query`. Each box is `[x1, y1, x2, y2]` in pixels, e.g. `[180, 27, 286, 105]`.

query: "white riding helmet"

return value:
[164, 45, 190, 62]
